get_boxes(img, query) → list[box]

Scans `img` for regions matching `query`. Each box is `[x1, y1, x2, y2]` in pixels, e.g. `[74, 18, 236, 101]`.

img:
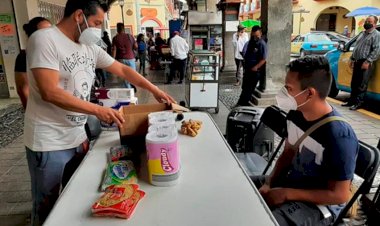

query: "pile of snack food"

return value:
[91, 145, 145, 219]
[180, 119, 202, 137]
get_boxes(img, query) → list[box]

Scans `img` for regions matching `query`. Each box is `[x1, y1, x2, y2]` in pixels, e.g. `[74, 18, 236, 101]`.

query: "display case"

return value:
[185, 50, 220, 113]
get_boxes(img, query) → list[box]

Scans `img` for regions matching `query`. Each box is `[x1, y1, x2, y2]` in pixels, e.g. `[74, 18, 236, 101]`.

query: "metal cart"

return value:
[185, 50, 220, 113]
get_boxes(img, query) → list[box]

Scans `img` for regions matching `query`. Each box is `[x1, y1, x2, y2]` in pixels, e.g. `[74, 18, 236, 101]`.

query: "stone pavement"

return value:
[1, 69, 380, 226]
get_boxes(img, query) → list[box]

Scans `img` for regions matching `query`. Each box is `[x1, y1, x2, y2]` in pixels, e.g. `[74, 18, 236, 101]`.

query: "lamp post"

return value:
[118, 0, 125, 25]
[293, 7, 310, 34]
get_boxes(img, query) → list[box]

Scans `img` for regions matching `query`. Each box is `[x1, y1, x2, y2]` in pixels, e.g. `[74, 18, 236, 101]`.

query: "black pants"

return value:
[235, 58, 244, 82]
[251, 176, 334, 226]
[349, 60, 374, 105]
[138, 52, 146, 75]
[237, 70, 261, 106]
[169, 58, 187, 82]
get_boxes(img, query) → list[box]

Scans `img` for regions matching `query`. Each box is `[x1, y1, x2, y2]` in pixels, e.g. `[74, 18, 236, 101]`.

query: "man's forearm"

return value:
[285, 187, 350, 205]
[256, 59, 266, 70]
[267, 143, 296, 186]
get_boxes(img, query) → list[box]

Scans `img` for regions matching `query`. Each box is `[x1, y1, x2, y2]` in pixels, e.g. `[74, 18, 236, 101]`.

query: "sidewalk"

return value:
[1, 69, 380, 225]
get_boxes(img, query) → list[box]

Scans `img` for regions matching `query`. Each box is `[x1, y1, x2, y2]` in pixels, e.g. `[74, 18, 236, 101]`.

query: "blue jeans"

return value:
[118, 58, 136, 88]
[26, 144, 86, 226]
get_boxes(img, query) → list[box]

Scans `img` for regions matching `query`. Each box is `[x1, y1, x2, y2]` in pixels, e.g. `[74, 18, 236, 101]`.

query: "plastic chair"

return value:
[332, 141, 380, 226]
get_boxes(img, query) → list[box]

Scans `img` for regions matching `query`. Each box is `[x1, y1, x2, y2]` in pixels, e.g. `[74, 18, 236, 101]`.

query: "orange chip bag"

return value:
[92, 184, 145, 219]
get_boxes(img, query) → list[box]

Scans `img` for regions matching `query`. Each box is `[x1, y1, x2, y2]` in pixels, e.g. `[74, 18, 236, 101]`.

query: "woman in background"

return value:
[137, 33, 148, 76]
[14, 17, 51, 109]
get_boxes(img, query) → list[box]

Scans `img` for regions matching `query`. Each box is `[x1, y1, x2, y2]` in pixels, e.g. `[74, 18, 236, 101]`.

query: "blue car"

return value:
[291, 32, 339, 57]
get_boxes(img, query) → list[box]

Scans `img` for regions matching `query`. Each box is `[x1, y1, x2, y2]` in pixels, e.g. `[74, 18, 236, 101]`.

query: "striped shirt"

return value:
[351, 29, 380, 63]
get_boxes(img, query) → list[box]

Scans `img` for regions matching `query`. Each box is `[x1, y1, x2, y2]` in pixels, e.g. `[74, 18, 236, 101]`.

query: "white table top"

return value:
[44, 112, 278, 226]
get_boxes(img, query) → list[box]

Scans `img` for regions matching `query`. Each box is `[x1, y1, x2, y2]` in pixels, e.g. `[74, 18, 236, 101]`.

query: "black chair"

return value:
[237, 105, 287, 176]
[332, 141, 380, 226]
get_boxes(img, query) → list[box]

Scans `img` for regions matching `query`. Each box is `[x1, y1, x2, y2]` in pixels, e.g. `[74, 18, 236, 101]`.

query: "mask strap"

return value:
[77, 22, 82, 34]
[83, 15, 90, 28]
[294, 88, 308, 98]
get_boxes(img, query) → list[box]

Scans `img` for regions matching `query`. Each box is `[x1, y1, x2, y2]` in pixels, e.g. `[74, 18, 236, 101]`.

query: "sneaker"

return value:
[341, 102, 353, 107]
[349, 103, 362, 111]
[164, 81, 172, 85]
[177, 81, 183, 84]
[234, 81, 241, 86]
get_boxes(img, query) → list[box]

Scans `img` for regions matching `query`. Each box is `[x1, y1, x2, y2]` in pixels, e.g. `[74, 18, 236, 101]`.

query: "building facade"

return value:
[108, 0, 176, 38]
[239, 0, 380, 36]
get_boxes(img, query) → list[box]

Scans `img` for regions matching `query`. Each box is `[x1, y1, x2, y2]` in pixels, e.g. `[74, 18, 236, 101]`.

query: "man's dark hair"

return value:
[116, 23, 124, 33]
[251, 25, 261, 33]
[287, 56, 332, 99]
[369, 15, 379, 24]
[63, 0, 110, 18]
[23, 17, 50, 37]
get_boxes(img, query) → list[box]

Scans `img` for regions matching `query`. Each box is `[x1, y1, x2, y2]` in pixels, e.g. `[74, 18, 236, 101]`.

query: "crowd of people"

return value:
[12, 0, 379, 225]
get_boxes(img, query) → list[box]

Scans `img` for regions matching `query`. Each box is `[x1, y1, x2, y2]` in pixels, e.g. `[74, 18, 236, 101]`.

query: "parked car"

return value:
[314, 31, 351, 44]
[291, 33, 339, 57]
[324, 26, 380, 99]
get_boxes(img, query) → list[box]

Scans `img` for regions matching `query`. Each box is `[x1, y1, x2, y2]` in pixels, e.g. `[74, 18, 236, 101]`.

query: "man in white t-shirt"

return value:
[166, 31, 189, 84]
[25, 0, 174, 225]
[232, 25, 249, 86]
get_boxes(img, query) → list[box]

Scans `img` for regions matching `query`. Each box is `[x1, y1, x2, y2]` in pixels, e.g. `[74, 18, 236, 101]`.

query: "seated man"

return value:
[252, 56, 359, 226]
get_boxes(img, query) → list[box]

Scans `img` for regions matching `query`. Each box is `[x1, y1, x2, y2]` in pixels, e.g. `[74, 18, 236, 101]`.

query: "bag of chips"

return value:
[100, 160, 138, 191]
[92, 184, 145, 219]
[110, 145, 134, 162]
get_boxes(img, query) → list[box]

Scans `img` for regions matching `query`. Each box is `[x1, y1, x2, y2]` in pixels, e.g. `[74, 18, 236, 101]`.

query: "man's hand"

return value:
[251, 66, 259, 72]
[152, 87, 176, 103]
[361, 61, 370, 70]
[262, 188, 288, 207]
[259, 183, 271, 196]
[349, 60, 354, 69]
[95, 105, 125, 128]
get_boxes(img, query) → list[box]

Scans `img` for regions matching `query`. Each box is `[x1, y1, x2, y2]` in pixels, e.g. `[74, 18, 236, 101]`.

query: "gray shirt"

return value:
[351, 29, 380, 63]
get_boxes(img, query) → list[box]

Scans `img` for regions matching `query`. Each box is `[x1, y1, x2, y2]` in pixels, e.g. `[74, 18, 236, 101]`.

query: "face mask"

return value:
[77, 16, 102, 46]
[275, 86, 309, 112]
[364, 23, 373, 30]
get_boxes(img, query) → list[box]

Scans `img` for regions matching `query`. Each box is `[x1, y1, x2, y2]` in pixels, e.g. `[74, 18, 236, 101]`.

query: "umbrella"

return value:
[346, 6, 380, 17]
[240, 19, 261, 28]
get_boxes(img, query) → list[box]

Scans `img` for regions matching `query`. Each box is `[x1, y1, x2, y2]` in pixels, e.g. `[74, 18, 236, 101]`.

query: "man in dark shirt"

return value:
[341, 16, 380, 110]
[236, 26, 267, 106]
[252, 56, 358, 226]
[112, 23, 137, 88]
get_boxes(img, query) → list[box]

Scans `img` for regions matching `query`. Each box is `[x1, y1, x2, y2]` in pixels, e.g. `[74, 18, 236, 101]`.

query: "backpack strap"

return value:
[293, 116, 348, 149]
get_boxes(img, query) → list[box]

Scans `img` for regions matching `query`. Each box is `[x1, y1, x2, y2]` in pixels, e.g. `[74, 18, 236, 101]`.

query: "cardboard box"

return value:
[119, 103, 189, 137]
[118, 103, 189, 150]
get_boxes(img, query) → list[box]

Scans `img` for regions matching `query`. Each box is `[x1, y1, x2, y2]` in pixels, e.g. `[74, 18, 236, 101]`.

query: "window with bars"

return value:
[37, 0, 64, 24]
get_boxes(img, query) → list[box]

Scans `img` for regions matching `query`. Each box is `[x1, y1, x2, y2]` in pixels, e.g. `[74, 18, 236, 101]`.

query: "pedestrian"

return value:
[253, 56, 358, 226]
[112, 22, 138, 88]
[232, 24, 249, 86]
[342, 25, 349, 37]
[102, 31, 112, 55]
[137, 33, 148, 76]
[166, 31, 189, 84]
[341, 16, 380, 110]
[25, 1, 175, 225]
[14, 17, 51, 110]
[236, 26, 267, 106]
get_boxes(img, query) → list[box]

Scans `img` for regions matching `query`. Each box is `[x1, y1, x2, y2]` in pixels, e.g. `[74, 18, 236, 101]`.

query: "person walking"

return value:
[112, 22, 138, 88]
[236, 26, 267, 106]
[341, 16, 380, 110]
[166, 31, 189, 84]
[232, 25, 249, 86]
[137, 33, 148, 76]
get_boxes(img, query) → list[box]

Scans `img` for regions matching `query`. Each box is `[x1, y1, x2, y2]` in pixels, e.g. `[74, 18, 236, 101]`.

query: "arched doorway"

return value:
[315, 6, 355, 35]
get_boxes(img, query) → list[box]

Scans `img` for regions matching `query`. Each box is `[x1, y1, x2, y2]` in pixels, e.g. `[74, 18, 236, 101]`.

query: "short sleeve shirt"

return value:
[286, 109, 359, 216]
[25, 26, 115, 152]
[112, 33, 135, 60]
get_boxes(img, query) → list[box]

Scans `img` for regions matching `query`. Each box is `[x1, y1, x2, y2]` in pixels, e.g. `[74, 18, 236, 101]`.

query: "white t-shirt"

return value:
[170, 35, 189, 60]
[232, 32, 249, 60]
[25, 26, 115, 152]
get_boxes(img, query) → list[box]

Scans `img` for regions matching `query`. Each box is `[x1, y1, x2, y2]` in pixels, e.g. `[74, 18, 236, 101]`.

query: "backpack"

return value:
[138, 41, 146, 52]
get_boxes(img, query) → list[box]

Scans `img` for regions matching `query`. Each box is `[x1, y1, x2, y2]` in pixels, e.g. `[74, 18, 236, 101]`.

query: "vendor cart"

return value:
[185, 50, 220, 113]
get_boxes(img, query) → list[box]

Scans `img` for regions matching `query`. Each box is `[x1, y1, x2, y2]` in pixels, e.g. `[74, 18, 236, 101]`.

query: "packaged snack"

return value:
[101, 160, 138, 191]
[110, 145, 134, 162]
[180, 119, 202, 137]
[92, 184, 145, 219]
